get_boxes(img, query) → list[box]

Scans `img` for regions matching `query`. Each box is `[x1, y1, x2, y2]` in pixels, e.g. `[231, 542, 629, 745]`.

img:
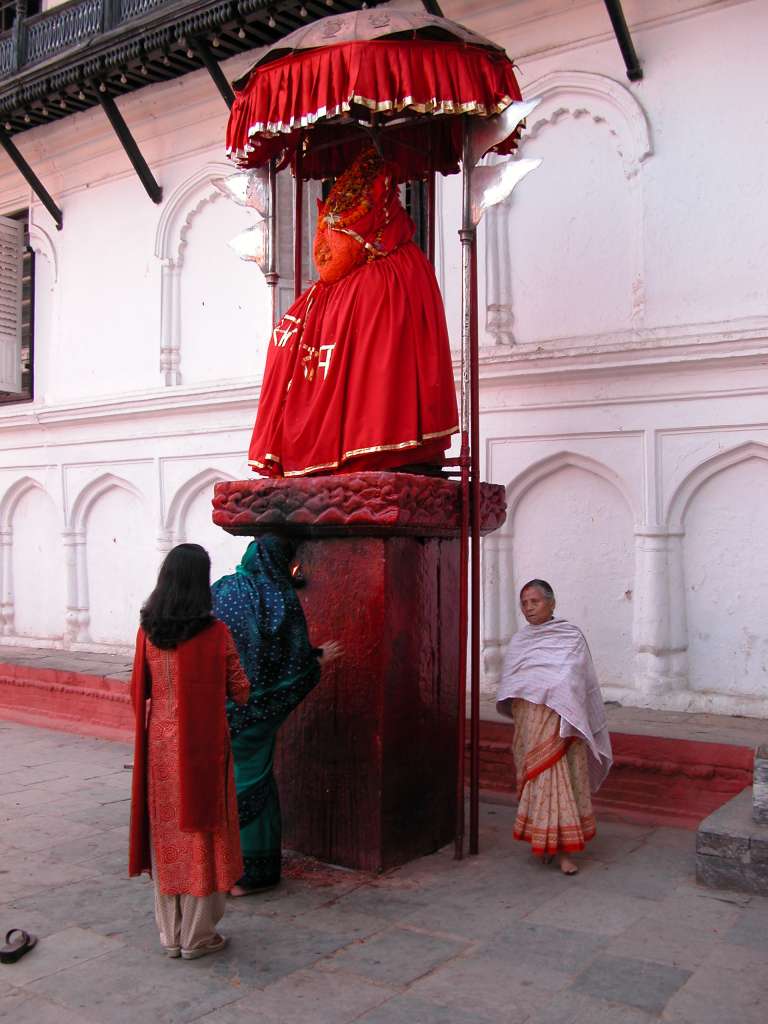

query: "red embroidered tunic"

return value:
[144, 632, 249, 896]
[248, 150, 459, 477]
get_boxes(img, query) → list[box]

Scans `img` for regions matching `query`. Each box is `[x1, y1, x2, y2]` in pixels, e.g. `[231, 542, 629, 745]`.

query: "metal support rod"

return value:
[265, 158, 279, 325]
[469, 229, 481, 856]
[420, 1, 444, 15]
[195, 36, 236, 108]
[455, 122, 473, 860]
[427, 171, 436, 268]
[98, 91, 163, 204]
[0, 129, 63, 229]
[294, 134, 303, 301]
[602, 0, 643, 81]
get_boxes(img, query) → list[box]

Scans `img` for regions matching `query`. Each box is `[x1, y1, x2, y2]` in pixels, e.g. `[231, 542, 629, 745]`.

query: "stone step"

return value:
[0, 652, 757, 832]
[467, 719, 754, 830]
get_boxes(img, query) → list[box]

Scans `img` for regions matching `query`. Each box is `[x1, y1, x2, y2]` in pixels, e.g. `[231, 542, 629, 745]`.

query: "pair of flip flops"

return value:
[0, 929, 37, 964]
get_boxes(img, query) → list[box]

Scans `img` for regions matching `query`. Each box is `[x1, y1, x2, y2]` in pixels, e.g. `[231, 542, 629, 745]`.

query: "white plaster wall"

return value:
[0, 0, 765, 724]
[684, 459, 768, 704]
[177, 197, 270, 386]
[11, 488, 65, 639]
[501, 113, 635, 344]
[47, 177, 162, 403]
[509, 465, 634, 689]
[84, 487, 155, 645]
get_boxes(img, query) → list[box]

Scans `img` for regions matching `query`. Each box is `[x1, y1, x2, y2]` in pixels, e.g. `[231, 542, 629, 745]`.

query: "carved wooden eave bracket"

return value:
[603, 0, 643, 82]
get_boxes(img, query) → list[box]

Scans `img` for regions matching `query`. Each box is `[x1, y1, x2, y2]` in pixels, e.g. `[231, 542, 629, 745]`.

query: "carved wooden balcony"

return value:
[0, 0, 380, 133]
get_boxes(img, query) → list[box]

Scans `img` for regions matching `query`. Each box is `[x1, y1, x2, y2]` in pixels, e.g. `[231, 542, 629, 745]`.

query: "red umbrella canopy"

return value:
[225, 9, 524, 180]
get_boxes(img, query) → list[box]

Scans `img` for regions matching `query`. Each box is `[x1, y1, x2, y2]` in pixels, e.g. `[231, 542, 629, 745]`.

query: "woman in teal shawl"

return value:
[212, 534, 340, 895]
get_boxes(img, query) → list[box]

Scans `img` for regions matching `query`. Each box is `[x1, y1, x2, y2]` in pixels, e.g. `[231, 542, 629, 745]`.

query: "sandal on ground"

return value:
[181, 934, 228, 960]
[164, 946, 181, 958]
[0, 929, 38, 964]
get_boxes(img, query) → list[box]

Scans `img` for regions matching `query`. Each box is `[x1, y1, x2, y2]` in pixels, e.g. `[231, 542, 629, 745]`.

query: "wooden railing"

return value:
[25, 0, 103, 66]
[0, 0, 212, 77]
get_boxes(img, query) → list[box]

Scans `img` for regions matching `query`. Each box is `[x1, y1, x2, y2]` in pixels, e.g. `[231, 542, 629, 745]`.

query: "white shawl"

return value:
[496, 617, 613, 792]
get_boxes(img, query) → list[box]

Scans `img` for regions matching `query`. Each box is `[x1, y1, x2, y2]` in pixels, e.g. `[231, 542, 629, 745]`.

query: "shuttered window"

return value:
[0, 211, 33, 403]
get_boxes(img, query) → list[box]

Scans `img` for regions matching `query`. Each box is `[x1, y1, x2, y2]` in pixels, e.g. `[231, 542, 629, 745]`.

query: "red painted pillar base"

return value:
[213, 472, 506, 872]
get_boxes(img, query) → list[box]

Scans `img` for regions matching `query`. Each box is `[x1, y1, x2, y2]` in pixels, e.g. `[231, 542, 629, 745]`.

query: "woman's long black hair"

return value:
[140, 543, 214, 649]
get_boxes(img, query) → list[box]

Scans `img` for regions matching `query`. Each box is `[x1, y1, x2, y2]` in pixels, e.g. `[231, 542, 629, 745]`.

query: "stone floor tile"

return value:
[572, 954, 692, 1014]
[0, 721, 765, 1024]
[0, 787, 63, 813]
[198, 915, 366, 989]
[289, 904, 391, 943]
[6, 873, 155, 940]
[323, 927, 468, 986]
[3, 814, 102, 854]
[1, 765, 69, 788]
[222, 877, 356, 919]
[48, 826, 130, 868]
[26, 946, 243, 1024]
[696, 935, 768, 972]
[183, 1000, 278, 1024]
[0, 988, 99, 1024]
[227, 965, 394, 1024]
[523, 887, 653, 937]
[1, 925, 124, 984]
[723, 902, 768, 952]
[407, 952, 572, 1021]
[481, 920, 609, 974]
[333, 886, 431, 920]
[661, 963, 766, 1024]
[400, 895, 527, 942]
[56, 799, 131, 830]
[605, 913, 719, 971]
[574, 839, 692, 902]
[525, 988, 658, 1024]
[0, 854, 104, 901]
[356, 993, 501, 1024]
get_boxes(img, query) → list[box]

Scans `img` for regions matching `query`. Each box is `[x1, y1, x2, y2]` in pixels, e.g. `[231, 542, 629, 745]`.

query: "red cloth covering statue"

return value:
[248, 149, 459, 477]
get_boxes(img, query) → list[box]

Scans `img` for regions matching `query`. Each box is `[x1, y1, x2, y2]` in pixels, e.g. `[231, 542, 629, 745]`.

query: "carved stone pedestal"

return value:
[213, 472, 505, 872]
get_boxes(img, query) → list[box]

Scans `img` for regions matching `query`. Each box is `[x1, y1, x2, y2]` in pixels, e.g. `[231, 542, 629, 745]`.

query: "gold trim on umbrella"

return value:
[228, 94, 517, 160]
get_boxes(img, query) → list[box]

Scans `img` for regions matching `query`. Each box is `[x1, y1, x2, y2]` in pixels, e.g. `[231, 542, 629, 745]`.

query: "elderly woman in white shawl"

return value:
[496, 580, 612, 875]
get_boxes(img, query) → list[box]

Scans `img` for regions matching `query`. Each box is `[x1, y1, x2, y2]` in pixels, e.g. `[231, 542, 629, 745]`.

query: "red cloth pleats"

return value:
[248, 240, 458, 477]
[227, 40, 523, 175]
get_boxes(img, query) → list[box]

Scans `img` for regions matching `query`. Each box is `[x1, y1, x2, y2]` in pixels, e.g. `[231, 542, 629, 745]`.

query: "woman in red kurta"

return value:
[248, 148, 459, 477]
[129, 543, 249, 960]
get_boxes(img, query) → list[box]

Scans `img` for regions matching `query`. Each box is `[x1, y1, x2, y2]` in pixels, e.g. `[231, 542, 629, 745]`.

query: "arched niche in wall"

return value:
[482, 71, 652, 347]
[164, 467, 243, 584]
[668, 442, 768, 705]
[0, 476, 65, 639]
[70, 473, 154, 646]
[483, 452, 636, 691]
[154, 164, 271, 387]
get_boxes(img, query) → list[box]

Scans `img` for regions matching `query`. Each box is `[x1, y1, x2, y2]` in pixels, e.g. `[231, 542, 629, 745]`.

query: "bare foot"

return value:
[559, 855, 579, 875]
[229, 882, 278, 897]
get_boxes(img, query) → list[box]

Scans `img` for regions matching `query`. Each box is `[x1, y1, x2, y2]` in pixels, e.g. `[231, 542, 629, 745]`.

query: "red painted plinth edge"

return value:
[213, 471, 507, 538]
[275, 535, 460, 872]
[472, 719, 753, 830]
[0, 664, 132, 743]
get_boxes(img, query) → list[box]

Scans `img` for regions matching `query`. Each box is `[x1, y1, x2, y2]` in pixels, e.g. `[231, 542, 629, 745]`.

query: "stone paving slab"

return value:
[0, 721, 767, 1024]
